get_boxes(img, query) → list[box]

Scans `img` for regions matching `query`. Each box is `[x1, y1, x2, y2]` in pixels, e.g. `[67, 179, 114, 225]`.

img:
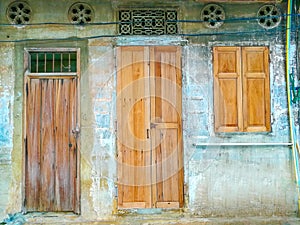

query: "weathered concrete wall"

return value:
[0, 0, 298, 222]
[79, 40, 116, 219]
[0, 44, 15, 219]
[182, 42, 296, 216]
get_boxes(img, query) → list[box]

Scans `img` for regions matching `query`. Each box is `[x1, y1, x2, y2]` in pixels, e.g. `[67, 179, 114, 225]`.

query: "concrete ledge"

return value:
[23, 213, 300, 225]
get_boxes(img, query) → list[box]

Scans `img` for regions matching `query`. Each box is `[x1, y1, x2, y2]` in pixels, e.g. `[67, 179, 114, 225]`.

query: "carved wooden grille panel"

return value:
[118, 9, 178, 35]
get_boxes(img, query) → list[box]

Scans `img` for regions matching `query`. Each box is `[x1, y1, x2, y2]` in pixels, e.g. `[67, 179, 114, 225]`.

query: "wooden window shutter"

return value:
[213, 46, 270, 133]
[213, 46, 242, 132]
[242, 47, 270, 132]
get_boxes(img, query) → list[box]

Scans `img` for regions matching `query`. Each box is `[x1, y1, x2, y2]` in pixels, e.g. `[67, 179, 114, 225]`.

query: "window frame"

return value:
[24, 48, 80, 79]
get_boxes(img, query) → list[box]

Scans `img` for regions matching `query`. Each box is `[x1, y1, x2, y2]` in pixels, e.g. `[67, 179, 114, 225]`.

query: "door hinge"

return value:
[25, 83, 28, 96]
[114, 185, 118, 198]
[115, 120, 118, 133]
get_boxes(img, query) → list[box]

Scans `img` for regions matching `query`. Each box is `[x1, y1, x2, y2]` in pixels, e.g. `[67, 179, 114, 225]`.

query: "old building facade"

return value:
[0, 0, 300, 223]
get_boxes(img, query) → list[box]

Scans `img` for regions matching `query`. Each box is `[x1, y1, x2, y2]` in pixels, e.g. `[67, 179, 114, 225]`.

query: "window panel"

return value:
[213, 46, 270, 132]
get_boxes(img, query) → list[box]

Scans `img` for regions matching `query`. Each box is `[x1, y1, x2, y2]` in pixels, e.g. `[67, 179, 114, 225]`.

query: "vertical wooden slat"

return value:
[58, 79, 71, 210]
[176, 47, 184, 207]
[121, 47, 134, 205]
[54, 79, 62, 210]
[162, 52, 176, 203]
[51, 79, 68, 211]
[40, 79, 55, 211]
[69, 78, 77, 211]
[116, 47, 124, 207]
[25, 79, 42, 211]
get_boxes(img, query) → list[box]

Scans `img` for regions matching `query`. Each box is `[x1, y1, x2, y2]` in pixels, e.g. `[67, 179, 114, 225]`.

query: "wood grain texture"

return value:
[25, 78, 78, 212]
[117, 47, 151, 208]
[151, 47, 183, 208]
[117, 46, 183, 209]
[213, 46, 242, 132]
[213, 46, 270, 132]
[242, 47, 270, 132]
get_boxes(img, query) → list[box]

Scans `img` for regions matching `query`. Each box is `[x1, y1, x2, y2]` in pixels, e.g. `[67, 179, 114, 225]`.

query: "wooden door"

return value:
[24, 78, 79, 212]
[150, 47, 183, 208]
[117, 47, 152, 208]
[117, 46, 183, 209]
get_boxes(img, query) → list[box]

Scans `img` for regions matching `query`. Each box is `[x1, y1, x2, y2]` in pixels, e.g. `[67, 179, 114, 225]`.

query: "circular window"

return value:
[257, 5, 281, 29]
[201, 4, 225, 29]
[6, 1, 32, 25]
[68, 2, 94, 24]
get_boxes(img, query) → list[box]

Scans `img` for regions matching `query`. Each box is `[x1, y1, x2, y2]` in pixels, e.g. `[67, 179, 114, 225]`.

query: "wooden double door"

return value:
[24, 77, 79, 213]
[117, 46, 183, 209]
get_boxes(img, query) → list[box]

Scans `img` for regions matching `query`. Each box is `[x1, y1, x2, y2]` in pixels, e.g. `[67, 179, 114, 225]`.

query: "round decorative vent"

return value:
[6, 1, 32, 25]
[257, 5, 281, 29]
[201, 4, 225, 28]
[68, 2, 94, 24]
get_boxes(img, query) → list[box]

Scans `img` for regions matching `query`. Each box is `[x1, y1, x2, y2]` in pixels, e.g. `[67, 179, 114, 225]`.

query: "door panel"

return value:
[117, 47, 151, 208]
[150, 47, 183, 208]
[117, 46, 183, 209]
[25, 78, 78, 212]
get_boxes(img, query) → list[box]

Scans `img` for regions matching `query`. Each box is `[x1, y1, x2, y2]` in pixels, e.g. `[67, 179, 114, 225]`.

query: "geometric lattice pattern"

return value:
[119, 9, 178, 35]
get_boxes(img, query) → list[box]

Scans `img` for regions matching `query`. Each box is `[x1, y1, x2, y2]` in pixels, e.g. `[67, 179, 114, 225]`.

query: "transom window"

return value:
[25, 48, 80, 76]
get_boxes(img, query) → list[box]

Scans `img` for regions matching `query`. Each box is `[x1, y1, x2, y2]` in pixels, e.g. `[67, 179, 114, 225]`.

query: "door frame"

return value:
[22, 48, 81, 214]
[116, 45, 184, 209]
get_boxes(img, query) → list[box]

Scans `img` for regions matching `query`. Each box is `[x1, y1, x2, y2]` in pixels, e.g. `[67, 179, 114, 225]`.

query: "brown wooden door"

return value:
[25, 78, 79, 212]
[117, 46, 183, 209]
